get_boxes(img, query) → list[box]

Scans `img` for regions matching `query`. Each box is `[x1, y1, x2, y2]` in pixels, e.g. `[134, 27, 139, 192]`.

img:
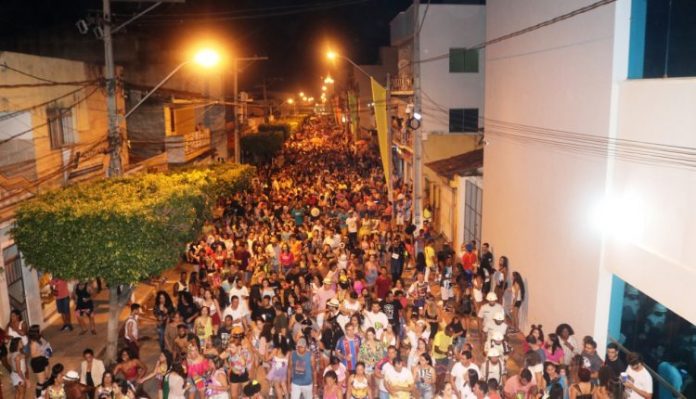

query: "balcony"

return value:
[391, 75, 414, 96]
[392, 127, 413, 151]
[165, 128, 212, 164]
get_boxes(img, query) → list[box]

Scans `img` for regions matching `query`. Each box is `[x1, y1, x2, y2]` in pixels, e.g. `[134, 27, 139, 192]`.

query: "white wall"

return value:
[419, 5, 486, 134]
[604, 78, 696, 326]
[482, 0, 619, 338]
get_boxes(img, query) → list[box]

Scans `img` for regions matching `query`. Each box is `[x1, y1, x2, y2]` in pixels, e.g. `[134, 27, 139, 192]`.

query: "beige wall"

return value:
[482, 0, 619, 341]
[423, 133, 479, 163]
[0, 51, 125, 190]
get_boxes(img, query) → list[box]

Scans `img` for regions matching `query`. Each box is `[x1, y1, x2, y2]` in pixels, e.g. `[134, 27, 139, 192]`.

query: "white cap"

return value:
[327, 298, 340, 308]
[65, 371, 80, 381]
[486, 292, 498, 302]
[487, 348, 501, 357]
[493, 312, 505, 321]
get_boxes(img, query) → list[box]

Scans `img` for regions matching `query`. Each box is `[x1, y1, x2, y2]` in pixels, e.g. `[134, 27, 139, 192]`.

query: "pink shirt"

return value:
[544, 347, 565, 364]
[504, 375, 535, 398]
[313, 287, 335, 311]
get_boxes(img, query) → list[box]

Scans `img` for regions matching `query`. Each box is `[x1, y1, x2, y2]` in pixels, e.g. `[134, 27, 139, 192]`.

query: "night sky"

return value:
[0, 0, 415, 95]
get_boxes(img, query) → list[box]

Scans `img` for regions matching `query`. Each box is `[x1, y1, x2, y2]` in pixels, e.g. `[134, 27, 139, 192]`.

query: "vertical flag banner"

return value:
[371, 78, 391, 195]
[348, 91, 359, 141]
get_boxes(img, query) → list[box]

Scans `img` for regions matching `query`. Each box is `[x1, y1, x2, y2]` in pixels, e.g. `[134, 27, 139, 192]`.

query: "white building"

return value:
[390, 3, 486, 248]
[482, 0, 696, 378]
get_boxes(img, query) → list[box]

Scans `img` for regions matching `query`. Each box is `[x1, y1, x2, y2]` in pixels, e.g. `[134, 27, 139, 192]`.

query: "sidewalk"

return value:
[1, 263, 189, 399]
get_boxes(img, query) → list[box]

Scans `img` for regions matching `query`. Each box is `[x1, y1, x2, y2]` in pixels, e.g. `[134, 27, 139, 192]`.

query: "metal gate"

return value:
[3, 244, 28, 323]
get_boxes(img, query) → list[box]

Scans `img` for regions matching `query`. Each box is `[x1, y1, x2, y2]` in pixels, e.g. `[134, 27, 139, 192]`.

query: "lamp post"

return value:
[124, 49, 220, 119]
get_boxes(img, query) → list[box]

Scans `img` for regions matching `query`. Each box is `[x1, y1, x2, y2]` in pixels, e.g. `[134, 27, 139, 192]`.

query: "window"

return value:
[449, 108, 479, 132]
[168, 107, 176, 133]
[463, 180, 482, 245]
[449, 48, 479, 73]
[47, 108, 74, 149]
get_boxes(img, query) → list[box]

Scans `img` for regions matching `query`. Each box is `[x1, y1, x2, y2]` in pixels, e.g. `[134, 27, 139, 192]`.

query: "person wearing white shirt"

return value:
[477, 292, 504, 341]
[228, 280, 250, 310]
[384, 357, 415, 399]
[624, 353, 653, 399]
[362, 302, 390, 339]
[222, 296, 249, 327]
[450, 351, 480, 399]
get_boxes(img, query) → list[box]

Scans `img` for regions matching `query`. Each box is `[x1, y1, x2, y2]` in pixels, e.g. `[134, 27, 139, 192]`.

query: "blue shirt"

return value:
[291, 351, 313, 386]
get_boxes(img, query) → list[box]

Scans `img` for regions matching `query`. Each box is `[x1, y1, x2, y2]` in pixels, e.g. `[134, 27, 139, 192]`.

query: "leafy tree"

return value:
[11, 163, 253, 362]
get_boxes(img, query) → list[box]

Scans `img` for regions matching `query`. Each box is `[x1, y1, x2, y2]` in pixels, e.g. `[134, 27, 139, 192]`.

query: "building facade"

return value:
[389, 3, 485, 246]
[482, 0, 696, 390]
[0, 51, 126, 327]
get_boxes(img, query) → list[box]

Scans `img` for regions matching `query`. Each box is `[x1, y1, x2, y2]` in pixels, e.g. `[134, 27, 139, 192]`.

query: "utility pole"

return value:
[233, 58, 239, 163]
[231, 56, 268, 163]
[103, 0, 121, 177]
[412, 0, 423, 227]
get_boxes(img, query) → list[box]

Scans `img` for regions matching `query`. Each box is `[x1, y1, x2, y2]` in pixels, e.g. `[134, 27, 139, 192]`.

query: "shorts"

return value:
[30, 356, 49, 373]
[56, 297, 70, 315]
[229, 370, 249, 383]
[76, 307, 93, 317]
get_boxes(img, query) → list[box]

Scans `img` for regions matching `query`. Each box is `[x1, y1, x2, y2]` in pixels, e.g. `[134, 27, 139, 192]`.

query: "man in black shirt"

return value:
[252, 295, 276, 323]
[604, 343, 626, 377]
[381, 292, 403, 335]
[478, 243, 494, 294]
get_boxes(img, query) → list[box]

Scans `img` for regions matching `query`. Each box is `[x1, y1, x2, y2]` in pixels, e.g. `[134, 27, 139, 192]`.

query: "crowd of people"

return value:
[1, 116, 656, 399]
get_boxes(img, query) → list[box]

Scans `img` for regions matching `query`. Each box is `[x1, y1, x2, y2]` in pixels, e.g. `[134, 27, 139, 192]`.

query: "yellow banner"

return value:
[371, 78, 391, 199]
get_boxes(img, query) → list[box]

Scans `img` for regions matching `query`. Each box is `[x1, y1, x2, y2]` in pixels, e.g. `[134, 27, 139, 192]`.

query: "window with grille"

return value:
[449, 108, 479, 133]
[47, 108, 75, 149]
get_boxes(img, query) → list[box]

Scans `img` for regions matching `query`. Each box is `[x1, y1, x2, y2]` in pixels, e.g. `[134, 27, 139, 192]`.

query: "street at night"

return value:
[1, 1, 696, 399]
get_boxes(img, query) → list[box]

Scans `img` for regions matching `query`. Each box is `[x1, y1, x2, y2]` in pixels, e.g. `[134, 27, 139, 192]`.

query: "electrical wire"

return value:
[0, 63, 100, 85]
[131, 0, 373, 24]
[0, 86, 102, 145]
[399, 0, 617, 71]
[0, 79, 101, 89]
[0, 83, 100, 125]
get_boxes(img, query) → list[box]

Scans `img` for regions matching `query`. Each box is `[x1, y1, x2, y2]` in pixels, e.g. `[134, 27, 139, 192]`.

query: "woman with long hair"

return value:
[165, 363, 187, 399]
[413, 353, 436, 399]
[193, 307, 213, 347]
[154, 291, 175, 352]
[113, 349, 147, 387]
[95, 372, 118, 399]
[43, 363, 65, 399]
[266, 345, 289, 399]
[510, 271, 525, 333]
[205, 357, 229, 399]
[543, 333, 565, 365]
[357, 328, 385, 397]
[346, 362, 370, 399]
[9, 337, 29, 399]
[200, 289, 222, 334]
[138, 351, 173, 399]
[28, 324, 50, 399]
[73, 282, 97, 335]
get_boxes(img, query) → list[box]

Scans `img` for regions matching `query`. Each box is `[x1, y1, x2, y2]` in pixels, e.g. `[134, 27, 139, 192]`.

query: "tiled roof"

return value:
[425, 148, 483, 179]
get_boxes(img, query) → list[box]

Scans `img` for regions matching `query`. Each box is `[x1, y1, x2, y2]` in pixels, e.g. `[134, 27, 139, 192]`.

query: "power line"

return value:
[0, 86, 101, 145]
[0, 79, 99, 89]
[131, 0, 373, 24]
[400, 0, 617, 71]
[0, 83, 100, 124]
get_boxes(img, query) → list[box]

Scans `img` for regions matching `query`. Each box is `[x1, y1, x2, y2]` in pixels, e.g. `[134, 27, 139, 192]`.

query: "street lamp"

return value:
[325, 50, 372, 79]
[324, 75, 335, 85]
[125, 48, 220, 119]
[287, 98, 296, 115]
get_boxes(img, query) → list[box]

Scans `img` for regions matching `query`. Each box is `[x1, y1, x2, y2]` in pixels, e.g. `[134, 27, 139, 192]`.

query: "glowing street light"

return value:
[325, 50, 371, 79]
[125, 48, 221, 119]
[299, 92, 305, 98]
[287, 98, 294, 104]
[193, 48, 221, 68]
[321, 85, 327, 92]
[324, 75, 335, 84]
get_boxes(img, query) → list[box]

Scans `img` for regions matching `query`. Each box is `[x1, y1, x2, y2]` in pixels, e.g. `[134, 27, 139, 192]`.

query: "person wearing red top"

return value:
[375, 267, 392, 300]
[51, 278, 73, 331]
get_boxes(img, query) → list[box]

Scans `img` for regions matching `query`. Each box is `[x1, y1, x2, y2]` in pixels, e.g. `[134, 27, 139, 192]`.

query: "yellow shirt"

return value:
[431, 331, 453, 360]
[424, 246, 436, 268]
